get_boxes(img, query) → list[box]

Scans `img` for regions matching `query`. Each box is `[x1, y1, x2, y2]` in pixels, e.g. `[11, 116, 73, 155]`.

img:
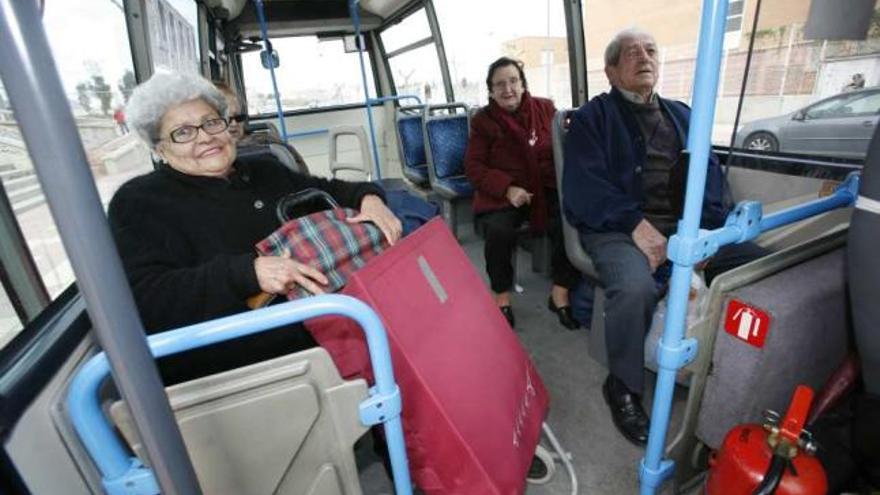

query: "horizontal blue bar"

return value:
[67, 295, 408, 486]
[760, 189, 855, 232]
[368, 94, 423, 106]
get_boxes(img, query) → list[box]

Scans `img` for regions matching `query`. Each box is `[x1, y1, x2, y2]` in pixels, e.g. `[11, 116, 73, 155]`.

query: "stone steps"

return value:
[0, 166, 45, 215]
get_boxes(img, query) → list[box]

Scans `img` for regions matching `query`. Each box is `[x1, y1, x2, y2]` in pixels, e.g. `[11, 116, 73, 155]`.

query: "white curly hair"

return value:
[126, 71, 228, 147]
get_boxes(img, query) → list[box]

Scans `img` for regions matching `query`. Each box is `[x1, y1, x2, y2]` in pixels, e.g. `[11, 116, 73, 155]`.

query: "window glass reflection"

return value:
[380, 8, 432, 54]
[435, 0, 571, 107]
[241, 36, 376, 113]
[387, 44, 444, 104]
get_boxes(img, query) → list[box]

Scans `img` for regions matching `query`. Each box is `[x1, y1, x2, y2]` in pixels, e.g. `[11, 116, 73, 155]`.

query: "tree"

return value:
[118, 70, 136, 103]
[91, 75, 112, 116]
[76, 82, 92, 114]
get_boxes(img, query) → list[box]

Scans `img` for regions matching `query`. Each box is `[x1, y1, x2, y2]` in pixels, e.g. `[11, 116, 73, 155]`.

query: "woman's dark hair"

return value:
[485, 57, 528, 93]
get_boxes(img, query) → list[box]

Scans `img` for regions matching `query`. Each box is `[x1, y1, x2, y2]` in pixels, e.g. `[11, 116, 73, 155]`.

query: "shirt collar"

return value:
[616, 86, 657, 105]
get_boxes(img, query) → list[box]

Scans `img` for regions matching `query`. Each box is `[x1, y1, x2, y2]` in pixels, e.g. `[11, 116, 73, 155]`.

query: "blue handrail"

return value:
[370, 94, 424, 106]
[638, 1, 860, 493]
[68, 295, 413, 495]
[253, 0, 290, 142]
[349, 0, 384, 181]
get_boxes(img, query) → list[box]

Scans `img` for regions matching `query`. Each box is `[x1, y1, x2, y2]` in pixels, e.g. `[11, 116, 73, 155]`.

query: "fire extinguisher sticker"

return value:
[724, 299, 771, 348]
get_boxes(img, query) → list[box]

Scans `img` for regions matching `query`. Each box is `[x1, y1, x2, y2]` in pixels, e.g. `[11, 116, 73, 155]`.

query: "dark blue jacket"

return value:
[562, 87, 727, 236]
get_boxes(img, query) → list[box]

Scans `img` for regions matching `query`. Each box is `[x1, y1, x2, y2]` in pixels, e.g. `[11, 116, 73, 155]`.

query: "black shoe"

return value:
[547, 297, 580, 330]
[602, 375, 650, 447]
[500, 306, 515, 328]
[527, 454, 549, 481]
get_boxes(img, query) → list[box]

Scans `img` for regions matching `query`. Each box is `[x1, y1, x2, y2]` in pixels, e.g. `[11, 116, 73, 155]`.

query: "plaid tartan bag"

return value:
[255, 207, 387, 300]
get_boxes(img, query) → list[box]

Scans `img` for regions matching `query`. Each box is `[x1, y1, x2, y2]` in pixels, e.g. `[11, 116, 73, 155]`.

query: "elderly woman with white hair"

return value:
[108, 71, 401, 383]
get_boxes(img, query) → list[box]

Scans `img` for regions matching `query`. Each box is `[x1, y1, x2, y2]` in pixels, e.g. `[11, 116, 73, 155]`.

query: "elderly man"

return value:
[563, 29, 767, 446]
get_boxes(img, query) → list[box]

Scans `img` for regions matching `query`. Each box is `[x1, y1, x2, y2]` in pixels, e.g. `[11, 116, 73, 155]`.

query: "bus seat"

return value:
[237, 142, 310, 176]
[423, 103, 474, 238]
[551, 109, 608, 363]
[395, 105, 430, 187]
[244, 121, 283, 142]
[328, 125, 372, 180]
[655, 226, 849, 485]
[109, 348, 369, 495]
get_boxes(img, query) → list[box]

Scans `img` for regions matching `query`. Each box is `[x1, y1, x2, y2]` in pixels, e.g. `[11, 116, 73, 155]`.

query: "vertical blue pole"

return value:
[639, 1, 729, 494]
[253, 0, 289, 141]
[349, 0, 384, 181]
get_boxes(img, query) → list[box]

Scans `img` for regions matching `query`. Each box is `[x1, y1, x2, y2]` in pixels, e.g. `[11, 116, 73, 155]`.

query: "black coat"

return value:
[108, 156, 383, 384]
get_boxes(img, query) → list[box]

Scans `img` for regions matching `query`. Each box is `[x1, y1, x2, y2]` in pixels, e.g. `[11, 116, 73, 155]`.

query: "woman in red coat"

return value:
[464, 57, 579, 330]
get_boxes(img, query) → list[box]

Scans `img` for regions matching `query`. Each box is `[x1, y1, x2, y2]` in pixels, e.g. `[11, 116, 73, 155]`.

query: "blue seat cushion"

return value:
[432, 175, 473, 199]
[426, 117, 469, 180]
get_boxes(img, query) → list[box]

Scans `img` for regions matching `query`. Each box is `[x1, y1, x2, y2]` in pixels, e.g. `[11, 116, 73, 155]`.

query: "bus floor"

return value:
[356, 225, 691, 495]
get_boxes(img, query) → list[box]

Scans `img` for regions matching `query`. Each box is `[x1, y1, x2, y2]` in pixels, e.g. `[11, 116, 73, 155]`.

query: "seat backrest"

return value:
[395, 106, 427, 171]
[244, 121, 282, 141]
[551, 109, 600, 282]
[110, 348, 369, 495]
[328, 125, 372, 180]
[237, 142, 310, 176]
[423, 103, 470, 182]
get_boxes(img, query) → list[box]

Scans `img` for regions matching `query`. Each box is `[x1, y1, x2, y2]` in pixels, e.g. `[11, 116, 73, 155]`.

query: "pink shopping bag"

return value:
[306, 218, 549, 494]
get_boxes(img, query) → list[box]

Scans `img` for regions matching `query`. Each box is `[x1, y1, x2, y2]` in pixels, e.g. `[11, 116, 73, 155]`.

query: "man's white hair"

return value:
[604, 28, 657, 67]
[126, 71, 227, 147]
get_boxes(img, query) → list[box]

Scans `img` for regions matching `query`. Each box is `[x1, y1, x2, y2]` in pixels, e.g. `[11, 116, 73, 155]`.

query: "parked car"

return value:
[734, 87, 880, 159]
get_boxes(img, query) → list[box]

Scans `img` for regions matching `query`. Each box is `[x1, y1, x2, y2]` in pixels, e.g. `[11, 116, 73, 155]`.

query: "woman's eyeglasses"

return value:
[167, 118, 229, 144]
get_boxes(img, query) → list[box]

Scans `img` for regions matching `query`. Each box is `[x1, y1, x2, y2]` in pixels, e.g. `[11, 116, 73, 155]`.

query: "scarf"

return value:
[486, 91, 548, 232]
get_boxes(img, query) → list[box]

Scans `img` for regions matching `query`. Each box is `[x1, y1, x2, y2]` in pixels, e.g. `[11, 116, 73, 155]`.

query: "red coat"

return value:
[464, 94, 558, 216]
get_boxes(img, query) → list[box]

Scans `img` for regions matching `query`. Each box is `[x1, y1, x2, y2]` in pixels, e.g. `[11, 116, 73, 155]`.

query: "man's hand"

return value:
[505, 186, 533, 208]
[632, 219, 667, 271]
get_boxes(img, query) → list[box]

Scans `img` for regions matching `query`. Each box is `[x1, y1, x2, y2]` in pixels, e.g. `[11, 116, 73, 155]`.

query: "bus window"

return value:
[583, 2, 712, 136]
[583, 0, 880, 159]
[380, 8, 445, 104]
[0, 284, 23, 349]
[0, 0, 151, 348]
[146, 0, 200, 73]
[434, 0, 571, 107]
[732, 0, 880, 159]
[241, 36, 377, 114]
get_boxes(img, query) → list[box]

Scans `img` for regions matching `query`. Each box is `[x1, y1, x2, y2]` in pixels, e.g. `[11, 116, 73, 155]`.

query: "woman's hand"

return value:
[348, 194, 403, 245]
[254, 256, 329, 295]
[505, 186, 533, 208]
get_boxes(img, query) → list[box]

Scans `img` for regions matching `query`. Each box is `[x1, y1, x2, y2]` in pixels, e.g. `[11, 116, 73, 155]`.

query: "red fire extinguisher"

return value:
[705, 385, 827, 495]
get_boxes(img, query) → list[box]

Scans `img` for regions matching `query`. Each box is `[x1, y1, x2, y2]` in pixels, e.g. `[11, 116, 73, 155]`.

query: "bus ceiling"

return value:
[206, 0, 416, 38]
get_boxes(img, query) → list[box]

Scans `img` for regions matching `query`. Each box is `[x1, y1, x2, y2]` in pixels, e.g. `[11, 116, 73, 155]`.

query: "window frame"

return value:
[377, 1, 454, 104]
[240, 33, 382, 115]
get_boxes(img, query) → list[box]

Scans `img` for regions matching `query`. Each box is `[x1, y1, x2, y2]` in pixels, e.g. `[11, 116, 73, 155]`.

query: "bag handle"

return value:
[250, 188, 343, 309]
[275, 188, 340, 223]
